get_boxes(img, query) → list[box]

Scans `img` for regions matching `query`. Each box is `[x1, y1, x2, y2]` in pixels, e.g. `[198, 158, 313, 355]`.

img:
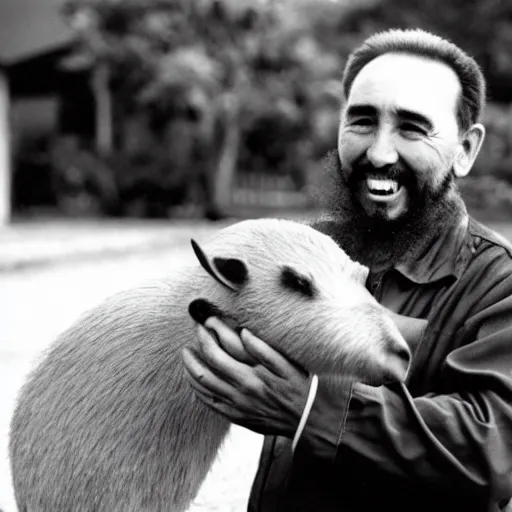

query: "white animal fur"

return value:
[9, 218, 408, 512]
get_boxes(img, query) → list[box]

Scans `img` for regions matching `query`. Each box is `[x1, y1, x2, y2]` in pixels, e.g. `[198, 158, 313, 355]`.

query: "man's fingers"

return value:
[183, 347, 260, 423]
[204, 317, 258, 365]
[197, 324, 261, 391]
[182, 347, 239, 404]
[240, 329, 307, 379]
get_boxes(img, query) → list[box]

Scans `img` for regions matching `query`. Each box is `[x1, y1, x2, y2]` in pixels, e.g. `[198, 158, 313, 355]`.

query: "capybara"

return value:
[9, 218, 410, 512]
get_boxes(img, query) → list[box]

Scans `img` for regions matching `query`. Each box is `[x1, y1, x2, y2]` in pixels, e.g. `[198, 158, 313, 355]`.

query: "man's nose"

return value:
[366, 130, 399, 168]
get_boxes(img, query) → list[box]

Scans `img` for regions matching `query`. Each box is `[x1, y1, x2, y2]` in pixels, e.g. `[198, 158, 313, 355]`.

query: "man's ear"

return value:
[453, 123, 485, 178]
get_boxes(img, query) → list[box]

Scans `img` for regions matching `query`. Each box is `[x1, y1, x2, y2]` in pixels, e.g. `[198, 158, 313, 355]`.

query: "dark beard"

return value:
[312, 150, 467, 269]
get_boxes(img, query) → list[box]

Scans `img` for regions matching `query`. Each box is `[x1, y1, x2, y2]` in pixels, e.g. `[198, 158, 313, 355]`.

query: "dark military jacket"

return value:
[248, 215, 512, 512]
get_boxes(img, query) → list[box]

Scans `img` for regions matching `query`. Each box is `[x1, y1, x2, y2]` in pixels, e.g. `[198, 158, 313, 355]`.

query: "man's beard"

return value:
[313, 150, 466, 268]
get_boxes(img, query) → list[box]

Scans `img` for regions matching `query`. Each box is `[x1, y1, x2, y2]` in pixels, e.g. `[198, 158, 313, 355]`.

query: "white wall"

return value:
[0, 69, 10, 226]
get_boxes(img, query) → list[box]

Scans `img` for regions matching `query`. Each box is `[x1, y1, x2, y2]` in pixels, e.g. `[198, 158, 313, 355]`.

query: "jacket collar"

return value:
[392, 212, 471, 284]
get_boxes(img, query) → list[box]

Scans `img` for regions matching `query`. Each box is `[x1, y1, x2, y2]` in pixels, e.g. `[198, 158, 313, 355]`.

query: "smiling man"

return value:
[183, 29, 512, 512]
[328, 44, 484, 271]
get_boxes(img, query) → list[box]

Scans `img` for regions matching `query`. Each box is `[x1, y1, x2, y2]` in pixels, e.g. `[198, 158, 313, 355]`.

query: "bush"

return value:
[461, 102, 512, 218]
[459, 175, 512, 221]
[50, 136, 118, 216]
[473, 103, 512, 183]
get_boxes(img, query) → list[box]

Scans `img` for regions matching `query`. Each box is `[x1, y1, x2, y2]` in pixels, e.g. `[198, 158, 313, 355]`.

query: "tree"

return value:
[61, 0, 356, 218]
[338, 0, 512, 103]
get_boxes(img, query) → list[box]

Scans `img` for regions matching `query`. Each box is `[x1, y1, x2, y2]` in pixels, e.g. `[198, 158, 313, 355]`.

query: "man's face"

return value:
[338, 53, 463, 224]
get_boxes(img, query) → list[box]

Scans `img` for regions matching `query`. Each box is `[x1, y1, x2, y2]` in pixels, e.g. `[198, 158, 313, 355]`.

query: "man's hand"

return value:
[182, 317, 311, 438]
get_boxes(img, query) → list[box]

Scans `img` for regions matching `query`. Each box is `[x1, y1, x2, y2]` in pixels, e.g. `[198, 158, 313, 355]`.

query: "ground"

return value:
[3, 217, 512, 512]
[0, 229, 266, 512]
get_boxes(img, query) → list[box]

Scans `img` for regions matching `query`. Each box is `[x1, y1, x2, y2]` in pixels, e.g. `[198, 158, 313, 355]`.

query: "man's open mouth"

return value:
[366, 178, 401, 196]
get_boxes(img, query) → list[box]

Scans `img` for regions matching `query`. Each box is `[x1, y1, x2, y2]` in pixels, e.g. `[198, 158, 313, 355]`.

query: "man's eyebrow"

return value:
[345, 104, 435, 132]
[395, 109, 434, 131]
[345, 104, 377, 118]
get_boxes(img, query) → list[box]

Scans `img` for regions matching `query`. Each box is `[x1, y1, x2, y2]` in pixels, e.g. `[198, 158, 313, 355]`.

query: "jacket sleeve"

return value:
[298, 288, 512, 502]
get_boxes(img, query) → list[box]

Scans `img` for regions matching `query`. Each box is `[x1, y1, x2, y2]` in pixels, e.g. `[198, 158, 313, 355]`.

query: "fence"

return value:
[231, 173, 311, 209]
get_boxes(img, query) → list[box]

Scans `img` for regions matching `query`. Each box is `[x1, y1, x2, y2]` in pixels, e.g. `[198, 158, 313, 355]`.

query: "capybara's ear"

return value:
[212, 257, 248, 287]
[190, 239, 248, 291]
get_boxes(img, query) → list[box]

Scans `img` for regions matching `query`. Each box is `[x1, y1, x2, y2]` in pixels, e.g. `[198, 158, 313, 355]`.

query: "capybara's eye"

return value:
[280, 267, 315, 298]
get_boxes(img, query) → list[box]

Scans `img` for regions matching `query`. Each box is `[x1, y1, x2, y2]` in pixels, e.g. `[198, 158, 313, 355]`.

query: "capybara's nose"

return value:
[386, 344, 411, 383]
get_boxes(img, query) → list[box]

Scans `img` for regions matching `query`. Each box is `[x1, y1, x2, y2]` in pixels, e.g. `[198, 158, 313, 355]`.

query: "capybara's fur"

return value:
[9, 219, 409, 512]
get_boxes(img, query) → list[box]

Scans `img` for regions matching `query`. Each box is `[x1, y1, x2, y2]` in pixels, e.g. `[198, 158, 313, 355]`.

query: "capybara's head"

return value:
[189, 218, 410, 385]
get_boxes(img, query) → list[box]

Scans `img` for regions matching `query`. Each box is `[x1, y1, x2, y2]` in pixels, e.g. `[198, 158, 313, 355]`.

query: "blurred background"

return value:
[2, 2, 512, 512]
[2, 0, 512, 224]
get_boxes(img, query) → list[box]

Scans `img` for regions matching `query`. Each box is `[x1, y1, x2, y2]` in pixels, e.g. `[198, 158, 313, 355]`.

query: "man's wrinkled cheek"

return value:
[338, 135, 365, 171]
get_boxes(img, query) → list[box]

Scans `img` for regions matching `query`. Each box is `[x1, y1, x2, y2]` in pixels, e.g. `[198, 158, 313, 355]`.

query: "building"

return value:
[0, 0, 74, 225]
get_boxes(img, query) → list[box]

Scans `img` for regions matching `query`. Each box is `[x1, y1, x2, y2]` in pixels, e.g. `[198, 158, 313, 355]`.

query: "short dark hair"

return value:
[341, 29, 486, 132]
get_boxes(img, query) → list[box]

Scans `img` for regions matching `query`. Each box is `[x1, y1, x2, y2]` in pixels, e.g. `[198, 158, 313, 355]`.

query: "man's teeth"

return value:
[367, 178, 399, 195]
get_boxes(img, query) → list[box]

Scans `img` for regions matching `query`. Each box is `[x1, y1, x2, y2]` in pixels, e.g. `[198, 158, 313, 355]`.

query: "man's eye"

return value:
[351, 118, 374, 127]
[401, 123, 426, 135]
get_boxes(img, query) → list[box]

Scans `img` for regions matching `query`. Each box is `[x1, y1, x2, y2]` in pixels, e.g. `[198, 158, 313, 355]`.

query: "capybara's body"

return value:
[10, 219, 409, 512]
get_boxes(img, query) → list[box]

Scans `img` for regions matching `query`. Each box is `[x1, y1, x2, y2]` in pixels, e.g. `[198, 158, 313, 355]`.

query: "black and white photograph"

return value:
[2, 1, 512, 511]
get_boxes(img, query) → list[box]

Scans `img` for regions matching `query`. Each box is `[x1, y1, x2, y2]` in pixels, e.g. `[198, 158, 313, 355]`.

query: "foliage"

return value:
[459, 175, 512, 220]
[58, 0, 359, 217]
[473, 103, 512, 183]
[332, 0, 512, 217]
[338, 0, 512, 102]
[458, 102, 512, 219]
[55, 0, 512, 218]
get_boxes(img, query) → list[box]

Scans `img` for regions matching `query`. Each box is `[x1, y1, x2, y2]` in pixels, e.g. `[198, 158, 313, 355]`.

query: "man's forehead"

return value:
[346, 53, 461, 120]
